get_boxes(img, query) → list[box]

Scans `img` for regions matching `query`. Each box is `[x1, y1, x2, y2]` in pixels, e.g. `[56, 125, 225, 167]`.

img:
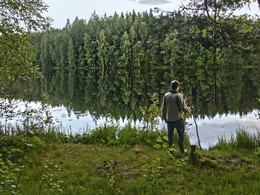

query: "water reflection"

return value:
[49, 104, 260, 148]
[187, 110, 260, 148]
[8, 67, 260, 147]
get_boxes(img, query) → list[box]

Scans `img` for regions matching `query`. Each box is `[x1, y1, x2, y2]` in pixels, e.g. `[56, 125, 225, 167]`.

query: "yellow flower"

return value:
[57, 180, 63, 183]
[81, 187, 86, 191]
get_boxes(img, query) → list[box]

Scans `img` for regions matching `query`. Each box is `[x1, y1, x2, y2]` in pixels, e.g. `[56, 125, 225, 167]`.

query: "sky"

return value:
[43, 0, 259, 29]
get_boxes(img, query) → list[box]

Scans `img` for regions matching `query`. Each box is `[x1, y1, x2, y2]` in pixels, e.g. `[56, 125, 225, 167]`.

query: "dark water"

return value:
[10, 67, 260, 148]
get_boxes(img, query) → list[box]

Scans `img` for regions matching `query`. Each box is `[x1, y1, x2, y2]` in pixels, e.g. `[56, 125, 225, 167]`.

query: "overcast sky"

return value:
[43, 0, 259, 29]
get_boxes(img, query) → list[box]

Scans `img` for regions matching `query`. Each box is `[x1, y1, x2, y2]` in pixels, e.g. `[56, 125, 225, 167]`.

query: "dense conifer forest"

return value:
[34, 10, 260, 71]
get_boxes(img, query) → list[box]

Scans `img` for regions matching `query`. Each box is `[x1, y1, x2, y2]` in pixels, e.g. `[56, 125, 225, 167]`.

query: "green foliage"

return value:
[0, 135, 43, 162]
[81, 125, 119, 146]
[199, 157, 220, 169]
[141, 134, 188, 193]
[254, 147, 260, 161]
[100, 160, 121, 193]
[117, 126, 138, 147]
[0, 153, 19, 194]
[39, 161, 63, 194]
[135, 129, 162, 148]
[77, 124, 165, 148]
[0, 134, 45, 194]
[140, 93, 161, 131]
[0, 0, 50, 95]
[142, 158, 166, 193]
[154, 135, 174, 159]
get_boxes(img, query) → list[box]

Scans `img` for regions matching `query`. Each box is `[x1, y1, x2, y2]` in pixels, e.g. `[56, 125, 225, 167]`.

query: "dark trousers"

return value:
[167, 118, 185, 151]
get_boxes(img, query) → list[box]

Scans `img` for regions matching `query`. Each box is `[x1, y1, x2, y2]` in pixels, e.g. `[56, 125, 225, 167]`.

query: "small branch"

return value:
[193, 115, 202, 150]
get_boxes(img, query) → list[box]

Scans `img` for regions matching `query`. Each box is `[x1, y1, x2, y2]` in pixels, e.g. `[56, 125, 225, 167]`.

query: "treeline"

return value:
[33, 10, 260, 71]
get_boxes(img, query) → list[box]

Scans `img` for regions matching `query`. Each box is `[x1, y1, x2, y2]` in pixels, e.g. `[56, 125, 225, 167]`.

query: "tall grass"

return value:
[210, 128, 260, 152]
[75, 125, 190, 149]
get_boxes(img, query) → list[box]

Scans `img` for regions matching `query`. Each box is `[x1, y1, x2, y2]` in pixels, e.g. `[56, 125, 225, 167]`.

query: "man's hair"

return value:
[171, 80, 180, 90]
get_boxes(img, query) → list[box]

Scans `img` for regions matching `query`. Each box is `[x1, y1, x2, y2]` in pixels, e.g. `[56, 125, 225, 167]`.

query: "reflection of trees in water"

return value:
[12, 67, 260, 121]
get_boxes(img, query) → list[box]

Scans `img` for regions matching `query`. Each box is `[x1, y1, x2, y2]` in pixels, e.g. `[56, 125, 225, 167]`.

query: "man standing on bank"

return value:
[161, 80, 194, 153]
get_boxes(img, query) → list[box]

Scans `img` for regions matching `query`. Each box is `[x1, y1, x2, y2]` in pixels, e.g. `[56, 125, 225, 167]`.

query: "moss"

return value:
[199, 157, 221, 169]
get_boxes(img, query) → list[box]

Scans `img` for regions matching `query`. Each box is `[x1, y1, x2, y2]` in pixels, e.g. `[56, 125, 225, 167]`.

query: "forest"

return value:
[35, 9, 260, 71]
[1, 1, 260, 194]
[20, 6, 260, 121]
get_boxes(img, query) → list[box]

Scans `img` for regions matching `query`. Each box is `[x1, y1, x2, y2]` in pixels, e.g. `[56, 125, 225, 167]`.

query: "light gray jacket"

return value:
[161, 90, 192, 122]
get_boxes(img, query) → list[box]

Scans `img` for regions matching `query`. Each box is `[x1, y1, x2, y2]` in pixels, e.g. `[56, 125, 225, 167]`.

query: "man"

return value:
[161, 80, 193, 153]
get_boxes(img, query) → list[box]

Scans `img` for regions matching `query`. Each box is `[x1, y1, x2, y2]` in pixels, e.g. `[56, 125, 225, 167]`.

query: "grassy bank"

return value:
[1, 127, 260, 194]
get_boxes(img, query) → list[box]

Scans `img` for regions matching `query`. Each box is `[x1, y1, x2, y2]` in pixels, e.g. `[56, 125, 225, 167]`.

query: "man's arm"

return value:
[161, 95, 167, 121]
[178, 94, 193, 113]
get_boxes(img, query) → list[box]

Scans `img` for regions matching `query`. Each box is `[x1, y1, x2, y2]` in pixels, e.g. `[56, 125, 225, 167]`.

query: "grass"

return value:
[17, 144, 260, 194]
[209, 129, 260, 157]
[0, 127, 260, 194]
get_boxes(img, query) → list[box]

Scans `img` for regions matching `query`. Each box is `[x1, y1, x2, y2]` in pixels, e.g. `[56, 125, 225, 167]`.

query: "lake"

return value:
[4, 67, 260, 148]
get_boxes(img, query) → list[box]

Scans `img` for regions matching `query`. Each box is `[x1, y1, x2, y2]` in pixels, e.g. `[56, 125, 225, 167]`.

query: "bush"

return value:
[117, 126, 138, 147]
[0, 135, 45, 162]
[80, 125, 119, 145]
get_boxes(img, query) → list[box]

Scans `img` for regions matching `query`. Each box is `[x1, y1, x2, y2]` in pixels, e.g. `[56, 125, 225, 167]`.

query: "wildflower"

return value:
[81, 187, 87, 191]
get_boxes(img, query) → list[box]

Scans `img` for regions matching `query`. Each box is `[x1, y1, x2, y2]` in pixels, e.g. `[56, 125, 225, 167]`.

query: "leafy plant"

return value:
[153, 135, 174, 159]
[117, 126, 138, 147]
[142, 157, 166, 193]
[254, 147, 260, 162]
[140, 93, 161, 131]
[101, 160, 121, 193]
[142, 134, 188, 193]
[39, 161, 63, 195]
[0, 153, 19, 194]
[0, 134, 46, 194]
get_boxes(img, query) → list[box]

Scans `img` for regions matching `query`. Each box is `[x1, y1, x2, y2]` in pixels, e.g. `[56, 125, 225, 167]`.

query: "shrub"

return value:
[80, 125, 119, 145]
[117, 126, 138, 147]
